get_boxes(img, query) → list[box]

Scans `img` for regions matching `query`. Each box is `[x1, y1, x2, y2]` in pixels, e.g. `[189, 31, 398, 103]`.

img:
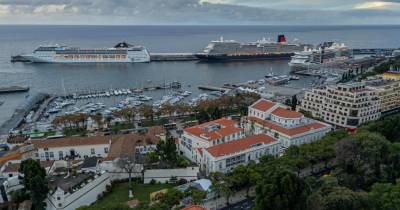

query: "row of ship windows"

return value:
[55, 54, 128, 59]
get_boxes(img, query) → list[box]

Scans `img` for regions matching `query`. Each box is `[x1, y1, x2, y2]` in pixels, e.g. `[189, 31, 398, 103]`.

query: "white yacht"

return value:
[21, 42, 150, 63]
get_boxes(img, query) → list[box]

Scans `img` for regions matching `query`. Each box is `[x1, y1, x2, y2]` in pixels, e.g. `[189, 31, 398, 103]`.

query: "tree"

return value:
[334, 132, 390, 190]
[20, 159, 49, 210]
[186, 187, 207, 205]
[253, 169, 310, 210]
[156, 136, 177, 165]
[321, 187, 371, 210]
[369, 180, 400, 210]
[91, 113, 103, 129]
[113, 107, 137, 124]
[158, 188, 184, 208]
[140, 105, 155, 122]
[116, 153, 140, 198]
[146, 151, 159, 164]
[291, 95, 298, 111]
[209, 172, 233, 208]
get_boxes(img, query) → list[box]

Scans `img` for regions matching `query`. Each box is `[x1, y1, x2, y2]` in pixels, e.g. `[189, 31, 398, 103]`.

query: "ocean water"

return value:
[0, 25, 399, 125]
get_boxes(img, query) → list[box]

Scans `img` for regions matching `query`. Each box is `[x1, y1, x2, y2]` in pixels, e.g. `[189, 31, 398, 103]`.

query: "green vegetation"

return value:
[20, 159, 49, 210]
[63, 128, 88, 136]
[110, 122, 135, 132]
[210, 112, 400, 210]
[78, 183, 173, 210]
[361, 57, 400, 79]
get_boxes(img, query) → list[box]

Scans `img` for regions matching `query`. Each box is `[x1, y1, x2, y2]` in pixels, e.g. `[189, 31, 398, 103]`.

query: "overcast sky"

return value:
[0, 0, 400, 25]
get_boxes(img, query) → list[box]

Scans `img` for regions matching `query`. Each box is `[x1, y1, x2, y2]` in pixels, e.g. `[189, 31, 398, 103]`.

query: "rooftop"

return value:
[3, 161, 54, 173]
[250, 99, 276, 112]
[271, 107, 303, 119]
[180, 205, 206, 210]
[205, 134, 277, 158]
[48, 171, 93, 193]
[184, 118, 241, 141]
[31, 135, 110, 149]
[107, 127, 163, 160]
[248, 116, 329, 137]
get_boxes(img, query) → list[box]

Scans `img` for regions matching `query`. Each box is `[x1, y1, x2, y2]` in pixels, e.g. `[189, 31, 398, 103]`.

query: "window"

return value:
[104, 147, 109, 153]
[58, 151, 63, 160]
[49, 152, 54, 158]
[91, 148, 95, 155]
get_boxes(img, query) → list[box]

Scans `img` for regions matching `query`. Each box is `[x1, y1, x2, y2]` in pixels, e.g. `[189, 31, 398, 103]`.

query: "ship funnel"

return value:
[278, 35, 286, 43]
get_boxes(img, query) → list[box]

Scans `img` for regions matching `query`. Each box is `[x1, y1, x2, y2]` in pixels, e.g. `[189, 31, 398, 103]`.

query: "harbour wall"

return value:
[150, 53, 198, 61]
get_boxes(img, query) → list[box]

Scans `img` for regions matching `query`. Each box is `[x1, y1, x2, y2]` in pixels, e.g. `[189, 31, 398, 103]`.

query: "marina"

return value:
[1, 25, 400, 135]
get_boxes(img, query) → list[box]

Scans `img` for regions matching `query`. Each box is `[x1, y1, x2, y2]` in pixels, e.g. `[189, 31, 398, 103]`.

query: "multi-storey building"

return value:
[365, 79, 400, 114]
[300, 82, 380, 130]
[202, 134, 280, 174]
[247, 99, 331, 149]
[383, 68, 400, 81]
[179, 118, 244, 163]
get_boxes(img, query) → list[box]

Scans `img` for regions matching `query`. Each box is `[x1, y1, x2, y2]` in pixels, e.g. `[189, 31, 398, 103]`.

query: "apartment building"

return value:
[300, 82, 380, 130]
[365, 79, 400, 114]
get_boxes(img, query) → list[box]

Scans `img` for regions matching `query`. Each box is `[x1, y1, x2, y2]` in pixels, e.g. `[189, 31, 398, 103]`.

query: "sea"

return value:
[0, 25, 400, 126]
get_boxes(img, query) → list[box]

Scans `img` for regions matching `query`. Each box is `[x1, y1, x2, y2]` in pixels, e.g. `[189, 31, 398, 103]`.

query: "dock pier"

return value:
[198, 85, 231, 93]
[150, 53, 199, 61]
[0, 86, 30, 94]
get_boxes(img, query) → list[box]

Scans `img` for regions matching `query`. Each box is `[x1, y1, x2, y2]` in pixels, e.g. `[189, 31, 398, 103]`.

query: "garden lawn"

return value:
[95, 182, 173, 206]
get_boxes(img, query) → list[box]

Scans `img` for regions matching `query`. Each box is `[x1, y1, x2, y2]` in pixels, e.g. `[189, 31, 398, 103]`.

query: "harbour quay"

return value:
[149, 53, 199, 61]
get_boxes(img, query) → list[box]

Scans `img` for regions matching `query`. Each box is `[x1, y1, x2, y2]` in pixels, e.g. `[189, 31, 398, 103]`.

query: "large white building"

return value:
[202, 134, 280, 174]
[247, 99, 331, 150]
[300, 82, 381, 130]
[31, 136, 111, 161]
[179, 118, 244, 163]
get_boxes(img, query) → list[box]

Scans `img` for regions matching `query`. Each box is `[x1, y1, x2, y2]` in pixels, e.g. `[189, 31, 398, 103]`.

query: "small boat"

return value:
[265, 72, 275, 78]
[48, 108, 61, 114]
[289, 75, 300, 80]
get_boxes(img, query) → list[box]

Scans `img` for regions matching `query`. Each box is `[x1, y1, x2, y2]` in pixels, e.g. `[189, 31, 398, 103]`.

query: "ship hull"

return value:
[196, 53, 294, 62]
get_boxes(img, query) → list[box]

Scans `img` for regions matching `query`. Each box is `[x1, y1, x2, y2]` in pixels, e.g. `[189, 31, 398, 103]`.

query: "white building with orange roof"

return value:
[179, 118, 244, 163]
[247, 99, 331, 150]
[202, 134, 280, 174]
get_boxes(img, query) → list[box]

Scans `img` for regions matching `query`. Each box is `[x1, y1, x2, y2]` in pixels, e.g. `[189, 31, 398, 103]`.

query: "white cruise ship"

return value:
[289, 42, 352, 70]
[21, 42, 150, 63]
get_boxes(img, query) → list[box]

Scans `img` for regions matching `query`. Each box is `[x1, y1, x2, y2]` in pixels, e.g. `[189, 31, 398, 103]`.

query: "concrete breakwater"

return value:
[0, 93, 49, 135]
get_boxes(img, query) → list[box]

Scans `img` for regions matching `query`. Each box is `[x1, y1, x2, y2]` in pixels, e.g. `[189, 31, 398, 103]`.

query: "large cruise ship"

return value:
[289, 42, 353, 70]
[196, 35, 312, 62]
[20, 42, 150, 63]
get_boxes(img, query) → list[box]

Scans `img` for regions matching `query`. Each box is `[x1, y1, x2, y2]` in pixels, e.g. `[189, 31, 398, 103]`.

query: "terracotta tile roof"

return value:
[196, 148, 203, 156]
[205, 134, 278, 158]
[181, 205, 206, 210]
[184, 118, 241, 141]
[0, 152, 22, 168]
[107, 127, 162, 159]
[32, 127, 164, 151]
[3, 161, 54, 173]
[248, 116, 329, 137]
[251, 99, 276, 112]
[31, 136, 110, 149]
[271, 107, 303, 119]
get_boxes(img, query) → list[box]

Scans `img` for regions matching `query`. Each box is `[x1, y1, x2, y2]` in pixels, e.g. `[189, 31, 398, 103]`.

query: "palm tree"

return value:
[91, 113, 103, 130]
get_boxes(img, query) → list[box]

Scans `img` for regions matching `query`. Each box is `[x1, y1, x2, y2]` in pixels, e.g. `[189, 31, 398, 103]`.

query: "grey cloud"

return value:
[0, 0, 399, 24]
